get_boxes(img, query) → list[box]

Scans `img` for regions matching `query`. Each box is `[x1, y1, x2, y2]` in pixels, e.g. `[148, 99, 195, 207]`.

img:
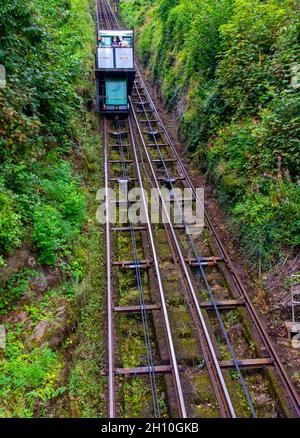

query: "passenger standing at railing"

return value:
[119, 37, 129, 48]
[112, 36, 120, 47]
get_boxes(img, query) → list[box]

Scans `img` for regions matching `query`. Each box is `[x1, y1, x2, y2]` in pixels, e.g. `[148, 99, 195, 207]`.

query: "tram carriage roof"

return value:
[99, 30, 133, 37]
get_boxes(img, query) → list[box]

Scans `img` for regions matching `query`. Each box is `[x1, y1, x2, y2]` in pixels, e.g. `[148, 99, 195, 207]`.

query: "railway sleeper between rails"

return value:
[144, 143, 170, 148]
[151, 158, 177, 163]
[115, 365, 179, 376]
[199, 299, 245, 310]
[115, 359, 275, 376]
[134, 100, 150, 106]
[139, 119, 159, 123]
[113, 259, 153, 269]
[219, 358, 274, 369]
[184, 256, 224, 266]
[110, 131, 129, 137]
[109, 177, 138, 182]
[113, 304, 161, 313]
[143, 130, 164, 136]
[112, 226, 147, 232]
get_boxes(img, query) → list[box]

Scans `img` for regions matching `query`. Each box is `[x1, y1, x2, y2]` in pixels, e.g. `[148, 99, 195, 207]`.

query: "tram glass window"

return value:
[123, 37, 132, 47]
[105, 80, 127, 107]
[101, 36, 112, 47]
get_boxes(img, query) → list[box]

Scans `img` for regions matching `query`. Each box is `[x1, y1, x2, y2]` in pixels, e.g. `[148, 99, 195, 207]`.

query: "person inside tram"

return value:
[119, 36, 129, 47]
[112, 36, 120, 47]
[97, 36, 102, 47]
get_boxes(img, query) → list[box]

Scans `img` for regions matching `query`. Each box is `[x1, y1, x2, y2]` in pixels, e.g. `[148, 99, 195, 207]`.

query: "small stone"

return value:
[16, 311, 27, 323]
[27, 257, 36, 268]
[29, 319, 51, 345]
[256, 394, 271, 405]
[28, 301, 77, 349]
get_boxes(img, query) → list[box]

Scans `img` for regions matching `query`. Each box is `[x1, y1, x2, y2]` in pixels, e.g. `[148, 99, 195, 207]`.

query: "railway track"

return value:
[104, 114, 188, 418]
[99, 1, 187, 418]
[98, 0, 300, 418]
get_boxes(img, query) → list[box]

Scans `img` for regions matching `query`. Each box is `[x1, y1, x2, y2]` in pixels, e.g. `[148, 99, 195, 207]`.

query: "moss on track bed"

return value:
[153, 227, 220, 417]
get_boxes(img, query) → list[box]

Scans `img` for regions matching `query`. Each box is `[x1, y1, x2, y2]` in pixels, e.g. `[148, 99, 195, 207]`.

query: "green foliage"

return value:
[32, 205, 71, 265]
[217, 0, 299, 115]
[120, 0, 156, 28]
[0, 269, 38, 312]
[121, 0, 300, 268]
[0, 0, 99, 419]
[0, 186, 22, 253]
[39, 162, 86, 226]
[30, 161, 85, 265]
[232, 182, 300, 264]
[0, 0, 92, 262]
[0, 332, 64, 417]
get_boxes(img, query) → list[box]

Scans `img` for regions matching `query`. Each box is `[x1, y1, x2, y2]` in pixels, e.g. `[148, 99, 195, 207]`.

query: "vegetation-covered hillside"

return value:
[0, 0, 106, 417]
[121, 0, 300, 270]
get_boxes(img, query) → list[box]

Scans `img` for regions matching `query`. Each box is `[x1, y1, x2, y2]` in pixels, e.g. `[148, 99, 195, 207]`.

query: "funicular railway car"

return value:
[95, 30, 135, 114]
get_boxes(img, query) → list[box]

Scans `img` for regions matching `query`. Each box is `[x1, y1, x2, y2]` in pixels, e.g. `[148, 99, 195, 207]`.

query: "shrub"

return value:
[0, 269, 38, 312]
[39, 162, 86, 227]
[0, 333, 64, 417]
[0, 190, 22, 254]
[32, 205, 73, 265]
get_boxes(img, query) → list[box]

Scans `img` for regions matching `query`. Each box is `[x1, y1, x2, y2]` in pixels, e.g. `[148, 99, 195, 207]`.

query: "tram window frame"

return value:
[101, 36, 112, 47]
[122, 37, 132, 47]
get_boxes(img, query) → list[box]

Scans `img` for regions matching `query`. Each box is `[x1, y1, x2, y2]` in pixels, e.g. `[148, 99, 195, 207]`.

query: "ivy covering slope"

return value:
[120, 0, 300, 269]
[0, 0, 106, 417]
[0, 0, 94, 264]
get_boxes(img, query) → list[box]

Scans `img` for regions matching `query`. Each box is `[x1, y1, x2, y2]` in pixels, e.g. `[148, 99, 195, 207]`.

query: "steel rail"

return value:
[103, 117, 115, 418]
[129, 96, 236, 418]
[107, 118, 188, 416]
[127, 116, 187, 418]
[105, 114, 162, 417]
[99, 0, 117, 418]
[100, 1, 189, 416]
[101, 0, 118, 29]
[134, 69, 300, 417]
[134, 144, 237, 418]
[102, 0, 235, 418]
[115, 116, 161, 416]
[99, 0, 161, 418]
[99, 1, 187, 417]
[131, 80, 257, 417]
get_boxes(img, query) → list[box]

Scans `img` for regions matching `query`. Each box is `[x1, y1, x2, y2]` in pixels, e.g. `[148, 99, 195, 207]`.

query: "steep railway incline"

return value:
[98, 0, 300, 418]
